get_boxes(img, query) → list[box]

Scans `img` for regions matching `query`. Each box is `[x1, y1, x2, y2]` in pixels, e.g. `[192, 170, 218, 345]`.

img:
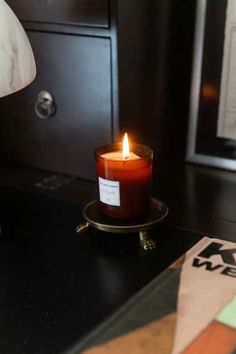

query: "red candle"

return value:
[95, 134, 153, 219]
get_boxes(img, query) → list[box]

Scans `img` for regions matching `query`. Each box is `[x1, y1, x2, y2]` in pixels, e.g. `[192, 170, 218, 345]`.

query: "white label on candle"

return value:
[98, 177, 120, 206]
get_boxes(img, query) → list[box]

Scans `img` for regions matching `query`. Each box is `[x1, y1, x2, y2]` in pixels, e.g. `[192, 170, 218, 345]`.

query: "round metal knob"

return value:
[35, 90, 56, 119]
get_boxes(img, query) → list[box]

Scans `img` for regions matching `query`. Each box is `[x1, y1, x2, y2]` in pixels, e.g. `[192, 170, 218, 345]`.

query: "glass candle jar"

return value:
[95, 143, 153, 219]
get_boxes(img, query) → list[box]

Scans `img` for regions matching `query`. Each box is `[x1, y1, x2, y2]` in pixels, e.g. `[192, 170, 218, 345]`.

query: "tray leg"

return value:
[75, 222, 90, 234]
[139, 231, 157, 251]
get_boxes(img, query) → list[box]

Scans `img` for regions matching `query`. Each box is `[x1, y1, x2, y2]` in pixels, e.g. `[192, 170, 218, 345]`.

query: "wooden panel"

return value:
[0, 32, 112, 181]
[6, 0, 109, 28]
[117, 0, 196, 162]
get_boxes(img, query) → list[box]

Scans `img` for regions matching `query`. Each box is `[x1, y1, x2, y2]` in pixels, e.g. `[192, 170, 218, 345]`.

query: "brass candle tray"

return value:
[76, 197, 169, 251]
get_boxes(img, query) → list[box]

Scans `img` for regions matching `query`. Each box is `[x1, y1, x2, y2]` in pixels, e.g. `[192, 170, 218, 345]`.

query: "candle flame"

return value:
[123, 133, 130, 159]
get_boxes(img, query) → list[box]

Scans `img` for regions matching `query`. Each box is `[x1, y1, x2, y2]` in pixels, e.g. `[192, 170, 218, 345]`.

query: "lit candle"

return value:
[95, 133, 153, 219]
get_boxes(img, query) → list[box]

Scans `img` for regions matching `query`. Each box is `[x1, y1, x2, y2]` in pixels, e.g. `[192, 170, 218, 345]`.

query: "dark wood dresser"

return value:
[0, 2, 235, 353]
[1, 0, 174, 181]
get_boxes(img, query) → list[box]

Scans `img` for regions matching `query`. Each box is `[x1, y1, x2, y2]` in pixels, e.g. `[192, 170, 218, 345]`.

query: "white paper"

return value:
[98, 177, 120, 206]
[217, 0, 236, 140]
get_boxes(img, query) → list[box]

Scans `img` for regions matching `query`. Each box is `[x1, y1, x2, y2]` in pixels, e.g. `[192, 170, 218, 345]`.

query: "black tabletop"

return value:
[0, 186, 202, 354]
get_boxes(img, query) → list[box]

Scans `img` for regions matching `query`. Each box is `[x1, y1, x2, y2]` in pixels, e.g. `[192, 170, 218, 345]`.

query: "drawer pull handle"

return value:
[35, 90, 56, 119]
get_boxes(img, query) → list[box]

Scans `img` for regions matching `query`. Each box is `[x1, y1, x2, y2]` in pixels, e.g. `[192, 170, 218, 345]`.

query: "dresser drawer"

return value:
[6, 0, 109, 28]
[0, 32, 112, 181]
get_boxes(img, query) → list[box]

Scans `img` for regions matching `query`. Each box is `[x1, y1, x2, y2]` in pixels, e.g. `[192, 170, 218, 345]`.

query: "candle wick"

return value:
[122, 155, 129, 163]
[122, 155, 128, 164]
